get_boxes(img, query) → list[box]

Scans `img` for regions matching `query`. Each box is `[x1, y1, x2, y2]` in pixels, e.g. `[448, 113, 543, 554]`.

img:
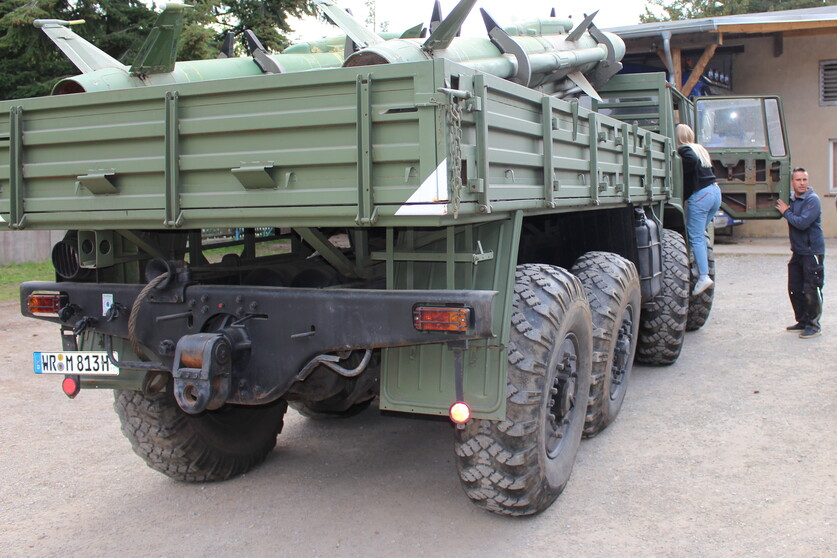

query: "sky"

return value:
[286, 0, 654, 42]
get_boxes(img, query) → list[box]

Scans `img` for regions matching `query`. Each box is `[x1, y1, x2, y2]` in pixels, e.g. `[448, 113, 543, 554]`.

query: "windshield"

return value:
[696, 98, 767, 149]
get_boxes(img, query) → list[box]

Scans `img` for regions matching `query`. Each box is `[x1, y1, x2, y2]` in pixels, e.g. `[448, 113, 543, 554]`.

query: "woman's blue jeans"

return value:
[686, 184, 722, 276]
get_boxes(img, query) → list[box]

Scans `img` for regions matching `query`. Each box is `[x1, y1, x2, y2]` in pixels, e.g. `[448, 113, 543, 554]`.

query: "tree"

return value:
[0, 0, 157, 99]
[641, 0, 836, 23]
[0, 0, 314, 100]
[193, 0, 315, 55]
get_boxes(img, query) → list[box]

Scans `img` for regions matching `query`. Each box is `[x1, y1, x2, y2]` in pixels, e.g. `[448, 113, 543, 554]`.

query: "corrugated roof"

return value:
[607, 5, 837, 38]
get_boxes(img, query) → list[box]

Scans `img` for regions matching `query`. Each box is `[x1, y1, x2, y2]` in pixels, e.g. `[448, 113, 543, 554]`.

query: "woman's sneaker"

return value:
[692, 276, 714, 296]
[786, 323, 806, 332]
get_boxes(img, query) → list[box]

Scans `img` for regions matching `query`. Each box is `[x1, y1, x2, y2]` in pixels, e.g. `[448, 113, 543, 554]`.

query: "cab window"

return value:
[696, 98, 767, 149]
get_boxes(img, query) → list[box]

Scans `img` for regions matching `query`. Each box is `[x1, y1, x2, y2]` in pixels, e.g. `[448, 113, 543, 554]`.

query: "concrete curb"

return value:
[714, 237, 837, 256]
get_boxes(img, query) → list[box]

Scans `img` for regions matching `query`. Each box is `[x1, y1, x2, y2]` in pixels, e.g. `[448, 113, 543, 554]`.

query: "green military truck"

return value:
[1, 3, 789, 517]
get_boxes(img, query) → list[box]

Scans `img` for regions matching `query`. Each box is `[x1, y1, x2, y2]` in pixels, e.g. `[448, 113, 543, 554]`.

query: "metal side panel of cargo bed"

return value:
[0, 61, 449, 230]
[1, 59, 673, 231]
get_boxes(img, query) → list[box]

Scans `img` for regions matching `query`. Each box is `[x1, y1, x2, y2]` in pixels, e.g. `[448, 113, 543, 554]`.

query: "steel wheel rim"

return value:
[610, 304, 635, 401]
[546, 334, 580, 458]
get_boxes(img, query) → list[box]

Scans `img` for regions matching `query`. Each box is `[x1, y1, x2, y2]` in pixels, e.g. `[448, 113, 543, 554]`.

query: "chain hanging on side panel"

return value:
[446, 99, 464, 219]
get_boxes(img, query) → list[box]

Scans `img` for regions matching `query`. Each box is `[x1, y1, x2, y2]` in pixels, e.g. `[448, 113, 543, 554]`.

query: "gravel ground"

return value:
[0, 239, 834, 558]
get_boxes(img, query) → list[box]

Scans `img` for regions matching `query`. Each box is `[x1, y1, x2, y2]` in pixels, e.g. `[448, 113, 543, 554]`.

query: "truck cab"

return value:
[595, 72, 791, 222]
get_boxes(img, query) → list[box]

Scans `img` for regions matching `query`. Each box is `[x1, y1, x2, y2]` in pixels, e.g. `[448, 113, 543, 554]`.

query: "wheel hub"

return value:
[610, 313, 634, 399]
[546, 336, 579, 457]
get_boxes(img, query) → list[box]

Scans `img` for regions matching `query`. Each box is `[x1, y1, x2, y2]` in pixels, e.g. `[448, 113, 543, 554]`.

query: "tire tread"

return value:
[636, 229, 690, 365]
[114, 389, 286, 482]
[571, 252, 641, 437]
[454, 264, 592, 516]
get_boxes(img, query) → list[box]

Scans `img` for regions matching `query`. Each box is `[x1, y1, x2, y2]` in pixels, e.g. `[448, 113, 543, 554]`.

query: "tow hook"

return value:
[172, 333, 233, 414]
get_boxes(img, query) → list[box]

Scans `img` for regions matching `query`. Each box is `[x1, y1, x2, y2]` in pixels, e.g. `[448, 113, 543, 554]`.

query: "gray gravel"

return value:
[1, 239, 834, 557]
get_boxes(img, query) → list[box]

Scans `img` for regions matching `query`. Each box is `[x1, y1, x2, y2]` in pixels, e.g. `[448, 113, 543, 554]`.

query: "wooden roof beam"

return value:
[680, 42, 718, 96]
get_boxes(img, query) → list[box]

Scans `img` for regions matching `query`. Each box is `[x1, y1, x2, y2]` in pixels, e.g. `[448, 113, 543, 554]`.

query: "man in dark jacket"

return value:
[775, 168, 825, 338]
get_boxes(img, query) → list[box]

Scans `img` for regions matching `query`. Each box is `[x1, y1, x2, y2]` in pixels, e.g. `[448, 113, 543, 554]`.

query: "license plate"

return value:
[34, 352, 120, 375]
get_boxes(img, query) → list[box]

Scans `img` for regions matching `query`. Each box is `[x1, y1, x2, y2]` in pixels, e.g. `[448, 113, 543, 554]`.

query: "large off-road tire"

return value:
[454, 264, 593, 516]
[571, 252, 641, 438]
[635, 229, 689, 365]
[687, 233, 716, 331]
[114, 389, 287, 482]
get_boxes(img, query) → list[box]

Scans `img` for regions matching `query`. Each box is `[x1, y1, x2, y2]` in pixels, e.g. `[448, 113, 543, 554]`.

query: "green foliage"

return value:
[641, 0, 836, 23]
[0, 0, 157, 99]
[0, 0, 315, 100]
[0, 260, 54, 302]
[205, 0, 316, 53]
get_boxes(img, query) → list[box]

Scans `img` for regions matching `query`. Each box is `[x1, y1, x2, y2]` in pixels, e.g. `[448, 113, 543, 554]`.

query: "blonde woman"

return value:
[676, 123, 722, 295]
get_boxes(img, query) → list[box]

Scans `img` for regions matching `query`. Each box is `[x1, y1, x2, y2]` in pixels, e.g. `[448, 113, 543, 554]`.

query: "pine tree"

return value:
[0, 0, 314, 100]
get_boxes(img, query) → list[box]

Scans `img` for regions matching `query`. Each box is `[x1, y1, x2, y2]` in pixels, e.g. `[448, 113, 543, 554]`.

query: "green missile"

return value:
[51, 51, 344, 95]
[37, 2, 344, 95]
[318, 0, 625, 100]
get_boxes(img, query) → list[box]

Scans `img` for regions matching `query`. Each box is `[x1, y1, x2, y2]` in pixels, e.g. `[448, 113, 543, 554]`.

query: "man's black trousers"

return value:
[788, 252, 824, 330]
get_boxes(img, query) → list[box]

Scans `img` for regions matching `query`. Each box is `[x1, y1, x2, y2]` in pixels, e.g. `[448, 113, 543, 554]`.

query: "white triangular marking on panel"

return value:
[395, 159, 449, 216]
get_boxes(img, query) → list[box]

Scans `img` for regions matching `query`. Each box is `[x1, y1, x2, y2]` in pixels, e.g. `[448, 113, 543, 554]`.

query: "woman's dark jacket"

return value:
[678, 145, 716, 199]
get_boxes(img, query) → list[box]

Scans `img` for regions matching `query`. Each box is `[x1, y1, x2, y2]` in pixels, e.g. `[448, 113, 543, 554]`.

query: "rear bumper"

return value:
[21, 281, 497, 403]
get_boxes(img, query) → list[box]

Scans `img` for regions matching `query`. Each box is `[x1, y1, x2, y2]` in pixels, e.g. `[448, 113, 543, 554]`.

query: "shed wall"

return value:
[730, 33, 837, 237]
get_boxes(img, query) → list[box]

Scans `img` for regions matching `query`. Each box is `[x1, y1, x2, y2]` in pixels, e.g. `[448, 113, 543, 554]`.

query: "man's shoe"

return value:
[692, 276, 714, 296]
[786, 323, 806, 332]
[799, 327, 822, 339]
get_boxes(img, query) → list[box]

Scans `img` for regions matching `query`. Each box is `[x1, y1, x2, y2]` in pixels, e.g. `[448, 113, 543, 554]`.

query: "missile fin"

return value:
[218, 31, 235, 59]
[585, 60, 623, 90]
[582, 21, 622, 89]
[567, 70, 601, 101]
[423, 0, 478, 52]
[480, 9, 499, 34]
[481, 9, 532, 87]
[429, 0, 443, 34]
[244, 30, 283, 74]
[566, 10, 598, 42]
[34, 19, 126, 73]
[343, 35, 359, 59]
[341, 6, 359, 58]
[129, 2, 191, 75]
[400, 23, 426, 39]
[587, 23, 616, 62]
[314, 0, 384, 48]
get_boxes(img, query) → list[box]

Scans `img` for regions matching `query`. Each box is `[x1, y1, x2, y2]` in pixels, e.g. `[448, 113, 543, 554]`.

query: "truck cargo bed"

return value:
[1, 59, 672, 231]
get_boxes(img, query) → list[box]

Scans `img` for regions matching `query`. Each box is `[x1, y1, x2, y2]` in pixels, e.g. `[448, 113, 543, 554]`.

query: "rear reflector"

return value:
[28, 293, 65, 316]
[449, 401, 471, 424]
[413, 306, 471, 332]
[62, 376, 81, 399]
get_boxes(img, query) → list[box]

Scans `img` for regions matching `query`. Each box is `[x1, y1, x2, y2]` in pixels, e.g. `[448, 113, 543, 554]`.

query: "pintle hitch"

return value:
[172, 333, 235, 414]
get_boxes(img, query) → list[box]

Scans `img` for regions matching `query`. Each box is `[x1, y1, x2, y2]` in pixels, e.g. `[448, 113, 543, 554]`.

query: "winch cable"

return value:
[129, 272, 170, 361]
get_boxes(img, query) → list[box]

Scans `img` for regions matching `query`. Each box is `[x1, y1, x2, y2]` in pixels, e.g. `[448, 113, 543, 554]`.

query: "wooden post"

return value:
[671, 47, 682, 90]
[656, 47, 682, 87]
[680, 43, 718, 96]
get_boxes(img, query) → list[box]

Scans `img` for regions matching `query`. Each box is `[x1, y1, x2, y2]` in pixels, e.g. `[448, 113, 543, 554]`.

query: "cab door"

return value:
[694, 96, 790, 219]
